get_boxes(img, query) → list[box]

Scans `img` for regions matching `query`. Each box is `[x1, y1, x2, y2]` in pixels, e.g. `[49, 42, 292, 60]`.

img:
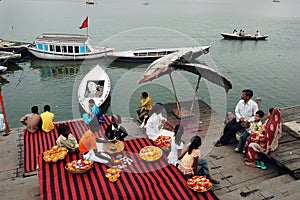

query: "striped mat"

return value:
[23, 115, 111, 173]
[38, 137, 219, 200]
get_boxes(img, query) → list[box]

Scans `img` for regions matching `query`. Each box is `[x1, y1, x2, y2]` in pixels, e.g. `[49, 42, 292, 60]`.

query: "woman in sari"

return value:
[244, 108, 282, 168]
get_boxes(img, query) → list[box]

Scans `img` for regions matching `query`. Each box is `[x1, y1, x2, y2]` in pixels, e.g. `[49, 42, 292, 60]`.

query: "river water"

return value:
[0, 0, 299, 128]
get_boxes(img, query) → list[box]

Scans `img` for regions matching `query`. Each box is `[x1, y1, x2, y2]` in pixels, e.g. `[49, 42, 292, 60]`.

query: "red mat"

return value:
[23, 115, 111, 173]
[38, 138, 219, 200]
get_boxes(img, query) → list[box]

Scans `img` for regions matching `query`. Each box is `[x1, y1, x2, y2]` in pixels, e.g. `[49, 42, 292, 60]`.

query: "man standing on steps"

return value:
[215, 89, 258, 147]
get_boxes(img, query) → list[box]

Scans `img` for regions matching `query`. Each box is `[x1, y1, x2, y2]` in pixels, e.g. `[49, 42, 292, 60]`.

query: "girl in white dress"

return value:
[167, 125, 184, 166]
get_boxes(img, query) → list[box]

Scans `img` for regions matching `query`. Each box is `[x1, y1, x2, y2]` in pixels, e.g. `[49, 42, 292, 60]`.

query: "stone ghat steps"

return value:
[218, 174, 300, 200]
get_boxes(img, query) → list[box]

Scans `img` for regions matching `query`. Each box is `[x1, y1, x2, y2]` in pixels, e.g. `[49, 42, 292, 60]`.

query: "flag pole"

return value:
[87, 16, 89, 37]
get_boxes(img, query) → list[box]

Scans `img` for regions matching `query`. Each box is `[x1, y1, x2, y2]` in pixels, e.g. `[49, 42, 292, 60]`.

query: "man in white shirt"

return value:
[215, 89, 258, 146]
[146, 103, 175, 140]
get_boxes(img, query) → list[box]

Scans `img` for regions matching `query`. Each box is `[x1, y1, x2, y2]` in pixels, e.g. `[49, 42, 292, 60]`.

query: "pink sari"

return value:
[245, 108, 282, 163]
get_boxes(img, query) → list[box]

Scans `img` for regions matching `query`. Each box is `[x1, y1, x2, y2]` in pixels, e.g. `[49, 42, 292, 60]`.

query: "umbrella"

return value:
[138, 50, 232, 118]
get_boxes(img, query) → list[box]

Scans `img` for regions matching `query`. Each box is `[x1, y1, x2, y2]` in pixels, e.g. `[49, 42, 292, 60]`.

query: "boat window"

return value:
[68, 46, 73, 53]
[62, 46, 67, 53]
[74, 46, 79, 53]
[148, 52, 157, 56]
[80, 46, 86, 53]
[133, 53, 139, 56]
[138, 53, 147, 56]
[37, 43, 43, 50]
[158, 51, 167, 56]
[44, 45, 49, 51]
[55, 46, 61, 52]
[167, 51, 175, 54]
[50, 45, 54, 52]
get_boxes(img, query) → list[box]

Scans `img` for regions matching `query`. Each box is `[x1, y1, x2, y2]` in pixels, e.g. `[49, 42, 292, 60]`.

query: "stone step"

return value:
[260, 179, 300, 200]
[218, 174, 295, 200]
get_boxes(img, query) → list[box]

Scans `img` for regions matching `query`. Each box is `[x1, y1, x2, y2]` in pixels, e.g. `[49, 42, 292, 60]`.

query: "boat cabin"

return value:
[33, 33, 93, 54]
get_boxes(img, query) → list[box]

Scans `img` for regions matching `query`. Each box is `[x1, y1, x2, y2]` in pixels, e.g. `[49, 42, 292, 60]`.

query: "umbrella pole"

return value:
[190, 75, 201, 115]
[168, 73, 181, 114]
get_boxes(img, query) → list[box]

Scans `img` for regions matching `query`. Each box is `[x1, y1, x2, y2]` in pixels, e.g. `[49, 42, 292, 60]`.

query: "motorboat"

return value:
[27, 33, 113, 60]
[220, 32, 268, 40]
[78, 65, 111, 113]
[107, 46, 210, 63]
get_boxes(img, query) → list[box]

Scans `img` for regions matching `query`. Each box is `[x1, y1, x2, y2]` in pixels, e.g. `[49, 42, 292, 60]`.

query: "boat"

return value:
[0, 51, 21, 62]
[78, 65, 111, 113]
[220, 32, 268, 40]
[0, 66, 7, 73]
[107, 46, 211, 63]
[86, 0, 95, 4]
[0, 39, 30, 55]
[27, 33, 113, 60]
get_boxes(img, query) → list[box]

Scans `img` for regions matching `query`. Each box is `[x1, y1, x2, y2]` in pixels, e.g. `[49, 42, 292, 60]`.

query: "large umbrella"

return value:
[138, 50, 232, 118]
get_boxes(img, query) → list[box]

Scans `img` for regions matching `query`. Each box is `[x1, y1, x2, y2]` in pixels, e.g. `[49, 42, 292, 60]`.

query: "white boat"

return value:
[78, 65, 111, 113]
[107, 46, 211, 63]
[0, 51, 21, 62]
[0, 66, 7, 73]
[27, 33, 113, 60]
[86, 0, 95, 4]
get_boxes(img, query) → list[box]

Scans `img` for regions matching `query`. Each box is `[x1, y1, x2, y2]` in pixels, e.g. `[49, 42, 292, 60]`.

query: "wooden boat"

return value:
[107, 46, 210, 63]
[27, 33, 113, 60]
[86, 0, 95, 4]
[0, 39, 30, 55]
[78, 65, 111, 113]
[0, 51, 21, 62]
[220, 32, 268, 40]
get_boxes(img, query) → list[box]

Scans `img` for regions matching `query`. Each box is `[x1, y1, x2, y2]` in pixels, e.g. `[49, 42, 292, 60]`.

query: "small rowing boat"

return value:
[220, 32, 268, 40]
[78, 65, 111, 113]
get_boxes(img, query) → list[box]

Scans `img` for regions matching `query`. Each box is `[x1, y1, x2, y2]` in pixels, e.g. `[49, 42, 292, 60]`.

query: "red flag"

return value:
[79, 17, 88, 29]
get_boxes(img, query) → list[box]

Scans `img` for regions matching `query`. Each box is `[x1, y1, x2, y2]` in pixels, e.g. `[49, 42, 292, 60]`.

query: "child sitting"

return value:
[56, 124, 79, 153]
[234, 110, 264, 153]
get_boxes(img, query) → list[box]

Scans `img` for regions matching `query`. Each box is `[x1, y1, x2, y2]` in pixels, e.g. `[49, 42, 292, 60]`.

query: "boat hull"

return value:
[220, 33, 268, 40]
[107, 46, 210, 63]
[78, 65, 111, 113]
[27, 47, 112, 60]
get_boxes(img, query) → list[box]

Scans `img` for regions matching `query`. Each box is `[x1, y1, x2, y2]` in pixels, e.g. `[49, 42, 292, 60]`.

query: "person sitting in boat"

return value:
[233, 29, 238, 35]
[56, 124, 79, 153]
[146, 103, 175, 140]
[79, 120, 112, 164]
[105, 114, 128, 141]
[136, 92, 153, 128]
[255, 30, 260, 36]
[83, 99, 105, 124]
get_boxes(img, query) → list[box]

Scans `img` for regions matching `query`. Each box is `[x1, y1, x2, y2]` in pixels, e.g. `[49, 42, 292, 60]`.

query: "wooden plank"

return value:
[279, 132, 299, 144]
[271, 140, 300, 153]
